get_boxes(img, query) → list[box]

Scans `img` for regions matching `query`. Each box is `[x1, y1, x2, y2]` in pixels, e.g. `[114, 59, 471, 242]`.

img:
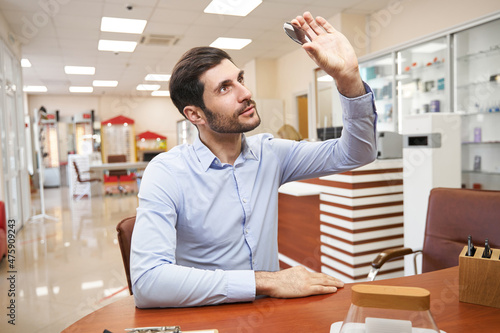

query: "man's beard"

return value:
[202, 100, 261, 134]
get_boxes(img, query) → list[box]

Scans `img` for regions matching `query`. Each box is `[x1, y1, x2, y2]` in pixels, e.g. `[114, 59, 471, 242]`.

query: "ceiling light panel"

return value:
[210, 37, 252, 50]
[151, 90, 170, 96]
[64, 66, 96, 75]
[204, 0, 262, 16]
[69, 86, 93, 93]
[101, 17, 147, 34]
[93, 80, 118, 87]
[145, 74, 171, 81]
[24, 86, 47, 92]
[136, 84, 160, 91]
[98, 40, 137, 52]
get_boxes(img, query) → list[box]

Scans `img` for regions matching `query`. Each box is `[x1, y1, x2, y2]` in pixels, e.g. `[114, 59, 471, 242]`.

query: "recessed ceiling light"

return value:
[210, 37, 252, 50]
[65, 66, 95, 75]
[98, 40, 137, 52]
[145, 74, 171, 81]
[101, 17, 147, 34]
[204, 0, 262, 16]
[69, 86, 93, 93]
[93, 80, 118, 87]
[24, 85, 47, 92]
[21, 59, 32, 67]
[136, 84, 160, 91]
[152, 90, 170, 96]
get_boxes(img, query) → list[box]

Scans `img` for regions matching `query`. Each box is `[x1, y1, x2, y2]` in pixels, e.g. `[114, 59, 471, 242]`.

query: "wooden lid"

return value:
[352, 285, 430, 311]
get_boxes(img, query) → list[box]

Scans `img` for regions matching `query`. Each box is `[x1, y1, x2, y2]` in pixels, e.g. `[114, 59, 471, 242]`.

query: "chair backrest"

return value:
[422, 187, 500, 273]
[72, 161, 84, 182]
[116, 216, 136, 295]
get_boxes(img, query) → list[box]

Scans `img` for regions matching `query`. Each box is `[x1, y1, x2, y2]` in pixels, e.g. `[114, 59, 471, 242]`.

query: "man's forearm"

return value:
[133, 264, 255, 308]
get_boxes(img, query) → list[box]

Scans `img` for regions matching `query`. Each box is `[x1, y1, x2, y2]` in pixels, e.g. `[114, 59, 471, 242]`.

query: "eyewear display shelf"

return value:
[455, 18, 500, 190]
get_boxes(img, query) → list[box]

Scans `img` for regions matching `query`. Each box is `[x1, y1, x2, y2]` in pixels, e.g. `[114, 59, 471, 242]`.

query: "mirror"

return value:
[283, 22, 311, 45]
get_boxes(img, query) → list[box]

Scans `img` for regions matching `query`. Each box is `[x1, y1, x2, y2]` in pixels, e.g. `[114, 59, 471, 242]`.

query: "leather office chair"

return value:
[107, 154, 129, 195]
[72, 161, 102, 200]
[116, 215, 136, 295]
[369, 187, 500, 280]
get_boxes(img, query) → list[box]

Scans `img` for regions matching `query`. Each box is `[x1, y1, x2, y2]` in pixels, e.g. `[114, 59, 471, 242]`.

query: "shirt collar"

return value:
[193, 134, 259, 172]
[241, 134, 259, 161]
[193, 135, 218, 171]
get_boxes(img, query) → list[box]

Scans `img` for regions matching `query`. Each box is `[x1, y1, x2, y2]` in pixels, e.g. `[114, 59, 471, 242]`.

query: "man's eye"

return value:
[220, 86, 228, 93]
[238, 77, 244, 84]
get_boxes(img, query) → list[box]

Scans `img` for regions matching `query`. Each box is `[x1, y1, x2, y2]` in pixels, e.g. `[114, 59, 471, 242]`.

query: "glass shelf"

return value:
[456, 45, 500, 62]
[462, 141, 500, 145]
[462, 170, 500, 176]
[396, 37, 448, 124]
[456, 80, 500, 90]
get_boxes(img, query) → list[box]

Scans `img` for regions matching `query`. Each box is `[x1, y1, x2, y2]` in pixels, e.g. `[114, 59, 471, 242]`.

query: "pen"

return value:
[466, 235, 475, 256]
[125, 326, 181, 333]
[482, 239, 492, 258]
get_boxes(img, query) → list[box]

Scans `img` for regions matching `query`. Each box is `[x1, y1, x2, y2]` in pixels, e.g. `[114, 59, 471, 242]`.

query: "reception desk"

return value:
[278, 159, 404, 282]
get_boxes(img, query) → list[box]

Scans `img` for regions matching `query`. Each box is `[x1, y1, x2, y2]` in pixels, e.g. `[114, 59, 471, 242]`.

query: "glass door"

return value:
[396, 37, 449, 132]
[454, 18, 500, 190]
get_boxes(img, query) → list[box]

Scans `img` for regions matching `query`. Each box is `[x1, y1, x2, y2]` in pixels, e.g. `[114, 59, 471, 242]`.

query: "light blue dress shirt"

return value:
[131, 86, 377, 308]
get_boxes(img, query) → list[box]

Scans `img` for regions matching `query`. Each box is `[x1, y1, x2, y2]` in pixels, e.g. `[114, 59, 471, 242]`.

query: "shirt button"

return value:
[245, 228, 249, 234]
[242, 198, 247, 203]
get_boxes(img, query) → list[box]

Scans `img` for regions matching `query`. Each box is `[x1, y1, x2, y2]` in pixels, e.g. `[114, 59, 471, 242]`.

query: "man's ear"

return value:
[183, 106, 205, 125]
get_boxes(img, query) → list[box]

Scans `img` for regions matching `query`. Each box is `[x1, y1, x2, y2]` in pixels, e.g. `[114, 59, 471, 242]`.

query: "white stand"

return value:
[29, 108, 58, 223]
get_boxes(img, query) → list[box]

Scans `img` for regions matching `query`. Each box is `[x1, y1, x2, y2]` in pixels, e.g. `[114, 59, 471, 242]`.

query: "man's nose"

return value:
[237, 82, 252, 102]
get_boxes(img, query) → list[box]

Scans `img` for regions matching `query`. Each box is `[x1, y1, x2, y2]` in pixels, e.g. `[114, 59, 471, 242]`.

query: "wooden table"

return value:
[62, 266, 500, 332]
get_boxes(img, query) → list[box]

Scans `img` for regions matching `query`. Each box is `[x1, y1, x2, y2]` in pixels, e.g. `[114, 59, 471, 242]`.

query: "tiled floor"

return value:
[0, 187, 137, 333]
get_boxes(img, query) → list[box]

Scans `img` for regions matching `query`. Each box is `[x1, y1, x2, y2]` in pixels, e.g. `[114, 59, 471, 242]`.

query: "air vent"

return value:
[140, 34, 180, 46]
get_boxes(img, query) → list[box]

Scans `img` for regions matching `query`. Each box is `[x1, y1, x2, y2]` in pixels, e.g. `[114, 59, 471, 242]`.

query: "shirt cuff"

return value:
[225, 270, 256, 303]
[339, 81, 376, 119]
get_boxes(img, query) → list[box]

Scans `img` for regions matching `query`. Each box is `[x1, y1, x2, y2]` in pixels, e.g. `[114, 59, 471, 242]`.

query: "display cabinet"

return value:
[136, 130, 167, 161]
[454, 18, 500, 190]
[73, 112, 94, 156]
[396, 36, 449, 132]
[41, 113, 61, 187]
[360, 54, 396, 132]
[358, 14, 500, 190]
[101, 115, 137, 162]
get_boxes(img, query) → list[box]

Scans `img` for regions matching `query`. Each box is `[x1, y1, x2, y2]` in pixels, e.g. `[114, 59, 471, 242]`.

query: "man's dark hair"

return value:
[169, 47, 233, 118]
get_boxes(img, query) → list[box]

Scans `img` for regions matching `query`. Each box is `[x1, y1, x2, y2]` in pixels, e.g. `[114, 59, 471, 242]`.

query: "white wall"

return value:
[367, 0, 500, 54]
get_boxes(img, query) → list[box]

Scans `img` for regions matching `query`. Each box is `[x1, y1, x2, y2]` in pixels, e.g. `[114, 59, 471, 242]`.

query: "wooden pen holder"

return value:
[459, 245, 500, 308]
